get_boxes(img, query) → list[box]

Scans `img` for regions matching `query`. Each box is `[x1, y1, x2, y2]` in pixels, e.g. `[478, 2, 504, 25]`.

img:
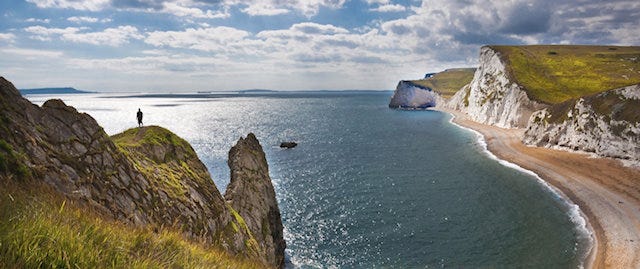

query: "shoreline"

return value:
[436, 107, 640, 269]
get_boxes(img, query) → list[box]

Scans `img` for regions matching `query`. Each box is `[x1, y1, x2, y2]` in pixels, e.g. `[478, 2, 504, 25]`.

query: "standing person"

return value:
[137, 108, 143, 127]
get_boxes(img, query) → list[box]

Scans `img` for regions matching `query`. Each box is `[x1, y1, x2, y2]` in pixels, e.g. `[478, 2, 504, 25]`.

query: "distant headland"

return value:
[19, 87, 94, 95]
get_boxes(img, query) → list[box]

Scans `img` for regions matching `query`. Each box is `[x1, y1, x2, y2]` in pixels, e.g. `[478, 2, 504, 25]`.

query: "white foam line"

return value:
[445, 112, 594, 269]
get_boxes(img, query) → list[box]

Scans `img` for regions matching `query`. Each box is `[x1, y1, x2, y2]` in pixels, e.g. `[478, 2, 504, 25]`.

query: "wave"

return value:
[444, 111, 594, 269]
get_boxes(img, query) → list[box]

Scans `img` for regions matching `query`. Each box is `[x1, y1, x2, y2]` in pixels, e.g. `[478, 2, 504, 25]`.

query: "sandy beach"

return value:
[438, 108, 640, 269]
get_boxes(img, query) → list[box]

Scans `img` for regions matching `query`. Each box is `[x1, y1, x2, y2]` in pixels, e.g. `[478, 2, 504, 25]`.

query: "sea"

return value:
[27, 91, 591, 268]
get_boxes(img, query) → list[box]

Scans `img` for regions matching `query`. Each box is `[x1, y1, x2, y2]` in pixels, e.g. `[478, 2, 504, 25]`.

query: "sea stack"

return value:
[225, 133, 286, 268]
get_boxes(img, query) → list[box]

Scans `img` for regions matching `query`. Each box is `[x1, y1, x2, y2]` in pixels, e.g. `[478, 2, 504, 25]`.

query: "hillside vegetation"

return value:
[409, 68, 476, 98]
[491, 45, 640, 104]
[112, 126, 211, 200]
[0, 182, 262, 268]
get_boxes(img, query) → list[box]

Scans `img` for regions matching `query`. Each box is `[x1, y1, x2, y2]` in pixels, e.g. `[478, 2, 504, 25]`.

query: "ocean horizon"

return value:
[26, 91, 591, 268]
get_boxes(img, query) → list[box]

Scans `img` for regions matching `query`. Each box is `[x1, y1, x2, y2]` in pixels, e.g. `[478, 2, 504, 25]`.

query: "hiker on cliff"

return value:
[137, 108, 143, 127]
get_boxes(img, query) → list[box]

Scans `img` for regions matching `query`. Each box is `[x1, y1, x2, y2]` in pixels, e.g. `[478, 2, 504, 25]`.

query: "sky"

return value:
[0, 0, 639, 92]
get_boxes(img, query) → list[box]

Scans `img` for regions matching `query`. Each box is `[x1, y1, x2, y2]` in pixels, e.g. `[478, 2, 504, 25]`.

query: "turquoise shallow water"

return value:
[28, 92, 589, 268]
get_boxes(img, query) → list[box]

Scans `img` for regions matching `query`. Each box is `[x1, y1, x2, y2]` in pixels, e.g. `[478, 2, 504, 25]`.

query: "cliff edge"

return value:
[447, 46, 547, 128]
[0, 76, 284, 267]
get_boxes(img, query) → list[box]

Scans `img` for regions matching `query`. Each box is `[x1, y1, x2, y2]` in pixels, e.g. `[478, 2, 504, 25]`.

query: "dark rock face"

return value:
[0, 77, 285, 267]
[225, 133, 286, 268]
[0, 77, 153, 226]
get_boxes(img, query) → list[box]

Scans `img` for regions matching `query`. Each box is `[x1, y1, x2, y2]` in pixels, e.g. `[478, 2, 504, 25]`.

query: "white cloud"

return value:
[15, 0, 640, 91]
[25, 18, 51, 23]
[1, 47, 63, 58]
[291, 22, 349, 35]
[141, 49, 169, 55]
[365, 0, 389, 4]
[26, 0, 347, 18]
[25, 26, 81, 41]
[26, 0, 109, 11]
[160, 2, 230, 19]
[143, 22, 421, 70]
[69, 16, 98, 23]
[241, 4, 290, 16]
[226, 0, 347, 17]
[63, 26, 143, 46]
[67, 16, 112, 23]
[0, 33, 16, 43]
[145, 27, 251, 53]
[370, 4, 406, 12]
[25, 25, 143, 46]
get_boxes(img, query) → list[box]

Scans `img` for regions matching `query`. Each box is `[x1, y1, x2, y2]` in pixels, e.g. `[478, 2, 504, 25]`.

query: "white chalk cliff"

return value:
[447, 46, 546, 128]
[523, 84, 640, 163]
[444, 46, 639, 164]
[389, 80, 441, 109]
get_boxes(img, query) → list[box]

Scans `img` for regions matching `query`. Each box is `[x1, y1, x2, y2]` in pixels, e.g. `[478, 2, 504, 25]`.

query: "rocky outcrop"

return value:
[0, 77, 161, 227]
[389, 80, 441, 109]
[0, 77, 284, 267]
[110, 126, 260, 258]
[447, 46, 547, 128]
[225, 133, 286, 268]
[523, 84, 640, 164]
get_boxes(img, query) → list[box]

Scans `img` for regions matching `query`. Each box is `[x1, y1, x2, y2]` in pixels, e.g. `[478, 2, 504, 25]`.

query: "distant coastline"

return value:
[19, 87, 94, 95]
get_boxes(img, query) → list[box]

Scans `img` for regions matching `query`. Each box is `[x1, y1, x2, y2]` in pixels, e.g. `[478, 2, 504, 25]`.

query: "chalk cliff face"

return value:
[442, 46, 640, 164]
[0, 77, 284, 267]
[523, 84, 640, 164]
[389, 80, 441, 109]
[447, 46, 546, 128]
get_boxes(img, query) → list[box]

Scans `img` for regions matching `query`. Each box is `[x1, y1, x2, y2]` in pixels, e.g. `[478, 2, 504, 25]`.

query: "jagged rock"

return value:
[389, 80, 440, 109]
[111, 127, 238, 242]
[0, 77, 285, 267]
[225, 133, 286, 268]
[523, 84, 640, 164]
[0, 77, 146, 225]
[446, 46, 547, 128]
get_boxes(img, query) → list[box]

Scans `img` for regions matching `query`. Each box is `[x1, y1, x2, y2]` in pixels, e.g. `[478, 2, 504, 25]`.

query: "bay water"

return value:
[27, 92, 589, 268]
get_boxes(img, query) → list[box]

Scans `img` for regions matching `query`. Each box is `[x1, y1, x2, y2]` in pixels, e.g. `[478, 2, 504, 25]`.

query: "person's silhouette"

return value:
[137, 108, 143, 127]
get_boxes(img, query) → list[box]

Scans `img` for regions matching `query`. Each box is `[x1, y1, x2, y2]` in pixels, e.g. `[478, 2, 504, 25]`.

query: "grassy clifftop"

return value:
[491, 45, 640, 104]
[408, 68, 476, 98]
[112, 126, 211, 200]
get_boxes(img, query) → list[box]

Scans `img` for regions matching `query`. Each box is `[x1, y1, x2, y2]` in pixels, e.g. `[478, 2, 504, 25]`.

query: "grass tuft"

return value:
[0, 183, 265, 268]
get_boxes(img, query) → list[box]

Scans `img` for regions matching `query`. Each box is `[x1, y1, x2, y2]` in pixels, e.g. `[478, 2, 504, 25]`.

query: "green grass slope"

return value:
[112, 126, 209, 200]
[0, 182, 263, 268]
[491, 45, 640, 104]
[408, 68, 476, 98]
